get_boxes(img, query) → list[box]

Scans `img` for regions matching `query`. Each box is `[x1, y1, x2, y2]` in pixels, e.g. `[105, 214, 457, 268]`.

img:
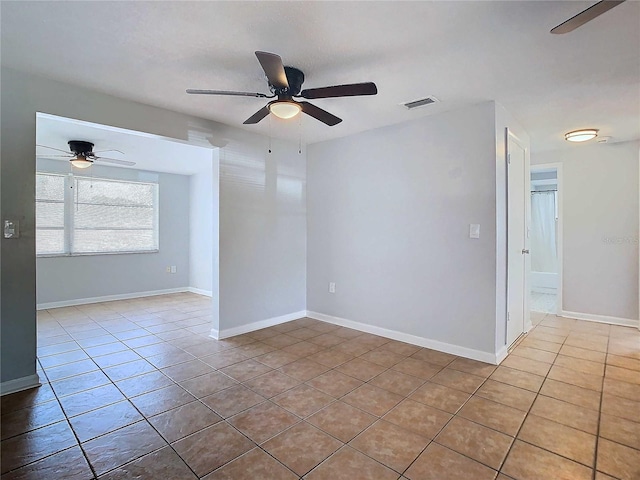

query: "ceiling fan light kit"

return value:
[70, 156, 93, 168]
[36, 140, 135, 168]
[186, 51, 377, 126]
[565, 129, 599, 142]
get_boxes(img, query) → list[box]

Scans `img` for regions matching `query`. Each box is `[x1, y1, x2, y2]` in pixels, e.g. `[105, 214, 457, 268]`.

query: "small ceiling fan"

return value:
[36, 141, 136, 169]
[186, 51, 378, 126]
[551, 0, 625, 34]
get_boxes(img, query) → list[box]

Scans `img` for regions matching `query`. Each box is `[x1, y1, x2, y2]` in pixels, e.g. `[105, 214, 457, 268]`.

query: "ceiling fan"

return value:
[186, 51, 378, 126]
[36, 141, 136, 169]
[551, 0, 625, 34]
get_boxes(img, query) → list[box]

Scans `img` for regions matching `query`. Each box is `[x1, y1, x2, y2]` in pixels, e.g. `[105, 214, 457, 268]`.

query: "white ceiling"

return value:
[3, 1, 639, 152]
[36, 113, 214, 175]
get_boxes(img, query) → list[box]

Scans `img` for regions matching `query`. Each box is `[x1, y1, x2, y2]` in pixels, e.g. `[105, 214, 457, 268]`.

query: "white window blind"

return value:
[36, 173, 66, 255]
[36, 172, 159, 256]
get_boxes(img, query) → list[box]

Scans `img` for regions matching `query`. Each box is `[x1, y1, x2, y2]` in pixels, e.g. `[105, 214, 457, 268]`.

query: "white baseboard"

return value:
[211, 310, 307, 340]
[559, 310, 639, 328]
[306, 311, 502, 365]
[186, 287, 213, 297]
[495, 345, 509, 365]
[37, 287, 192, 310]
[1, 374, 41, 396]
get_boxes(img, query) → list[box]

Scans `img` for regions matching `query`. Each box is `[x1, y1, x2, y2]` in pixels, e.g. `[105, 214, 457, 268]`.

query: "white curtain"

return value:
[530, 191, 557, 273]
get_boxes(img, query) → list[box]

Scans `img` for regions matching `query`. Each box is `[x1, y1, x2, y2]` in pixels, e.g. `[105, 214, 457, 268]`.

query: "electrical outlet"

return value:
[329, 282, 336, 294]
[170, 266, 177, 274]
[166, 266, 171, 273]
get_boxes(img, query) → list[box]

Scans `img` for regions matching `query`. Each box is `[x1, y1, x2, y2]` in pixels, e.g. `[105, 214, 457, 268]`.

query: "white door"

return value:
[506, 131, 529, 347]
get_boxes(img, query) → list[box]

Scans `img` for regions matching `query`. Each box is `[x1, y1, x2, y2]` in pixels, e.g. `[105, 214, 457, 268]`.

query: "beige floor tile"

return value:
[220, 359, 272, 382]
[69, 400, 142, 442]
[273, 384, 334, 417]
[377, 339, 421, 356]
[405, 442, 498, 480]
[518, 414, 596, 466]
[129, 384, 196, 417]
[435, 416, 512, 470]
[148, 401, 222, 443]
[599, 413, 640, 450]
[554, 355, 605, 377]
[83, 421, 166, 476]
[501, 355, 551, 376]
[530, 395, 599, 434]
[603, 377, 640, 401]
[201, 385, 266, 418]
[243, 370, 300, 398]
[0, 446, 92, 480]
[511, 345, 557, 364]
[596, 438, 640, 480]
[307, 401, 377, 442]
[278, 358, 331, 382]
[448, 357, 497, 378]
[369, 369, 425, 396]
[201, 349, 249, 369]
[160, 359, 214, 382]
[359, 348, 405, 367]
[203, 448, 297, 480]
[306, 333, 346, 348]
[99, 446, 197, 480]
[342, 384, 404, 416]
[172, 422, 254, 477]
[539, 378, 601, 411]
[490, 366, 545, 392]
[409, 382, 471, 413]
[262, 422, 342, 476]
[559, 344, 606, 363]
[305, 445, 399, 480]
[50, 370, 111, 397]
[476, 379, 536, 411]
[282, 341, 325, 357]
[306, 349, 354, 368]
[606, 365, 640, 385]
[236, 342, 277, 358]
[179, 371, 238, 398]
[336, 358, 387, 381]
[228, 401, 299, 443]
[383, 398, 451, 439]
[411, 348, 457, 366]
[430, 368, 485, 393]
[305, 370, 363, 398]
[254, 350, 300, 369]
[391, 357, 443, 380]
[606, 354, 640, 372]
[600, 392, 640, 423]
[519, 338, 562, 353]
[458, 396, 526, 436]
[502, 440, 592, 480]
[350, 420, 429, 473]
[0, 421, 77, 474]
[115, 370, 173, 398]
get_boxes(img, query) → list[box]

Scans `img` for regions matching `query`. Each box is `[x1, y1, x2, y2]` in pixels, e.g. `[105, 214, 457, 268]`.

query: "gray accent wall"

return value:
[0, 67, 306, 384]
[306, 102, 502, 355]
[532, 141, 639, 321]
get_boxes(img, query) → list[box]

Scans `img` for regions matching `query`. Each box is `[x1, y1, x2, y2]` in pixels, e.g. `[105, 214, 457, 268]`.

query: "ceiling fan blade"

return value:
[255, 51, 289, 89]
[551, 0, 625, 34]
[95, 157, 136, 166]
[300, 102, 342, 126]
[92, 149, 125, 155]
[243, 105, 271, 124]
[299, 82, 378, 99]
[36, 144, 71, 154]
[36, 154, 73, 158]
[186, 89, 272, 98]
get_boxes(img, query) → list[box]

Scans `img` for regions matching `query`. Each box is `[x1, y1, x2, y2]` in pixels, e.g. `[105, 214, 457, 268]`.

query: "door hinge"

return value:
[507, 153, 511, 164]
[507, 312, 511, 322]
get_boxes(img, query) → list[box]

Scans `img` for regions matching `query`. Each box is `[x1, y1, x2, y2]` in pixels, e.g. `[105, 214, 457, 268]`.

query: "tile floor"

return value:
[530, 292, 557, 315]
[1, 293, 639, 479]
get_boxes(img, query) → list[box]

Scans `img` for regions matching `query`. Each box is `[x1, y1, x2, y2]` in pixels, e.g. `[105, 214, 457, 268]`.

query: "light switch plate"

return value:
[469, 224, 480, 239]
[4, 220, 19, 239]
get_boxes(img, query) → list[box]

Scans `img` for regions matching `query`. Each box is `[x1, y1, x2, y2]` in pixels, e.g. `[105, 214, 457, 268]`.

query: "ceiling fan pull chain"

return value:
[298, 114, 302, 154]
[268, 115, 272, 154]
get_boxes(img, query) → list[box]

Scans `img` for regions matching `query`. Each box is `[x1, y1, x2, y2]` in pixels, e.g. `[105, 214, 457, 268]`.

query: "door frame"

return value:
[505, 128, 531, 346]
[530, 162, 564, 316]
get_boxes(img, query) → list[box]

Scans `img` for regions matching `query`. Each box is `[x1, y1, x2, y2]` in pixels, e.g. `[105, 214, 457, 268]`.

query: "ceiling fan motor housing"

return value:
[68, 140, 95, 156]
[279, 67, 305, 97]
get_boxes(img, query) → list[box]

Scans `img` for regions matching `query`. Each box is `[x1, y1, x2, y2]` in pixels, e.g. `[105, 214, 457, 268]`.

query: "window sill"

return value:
[37, 250, 159, 258]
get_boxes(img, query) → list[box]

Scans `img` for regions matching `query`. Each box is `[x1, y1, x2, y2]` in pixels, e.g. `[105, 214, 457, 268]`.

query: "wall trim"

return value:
[559, 310, 639, 328]
[495, 345, 509, 365]
[307, 311, 503, 365]
[210, 310, 307, 340]
[1, 374, 41, 397]
[36, 287, 190, 310]
[186, 287, 213, 297]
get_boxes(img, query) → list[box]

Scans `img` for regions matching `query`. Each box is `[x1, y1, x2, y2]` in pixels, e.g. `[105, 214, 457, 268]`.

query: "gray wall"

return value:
[532, 141, 639, 321]
[36, 159, 190, 305]
[189, 165, 215, 295]
[307, 103, 499, 355]
[0, 67, 306, 384]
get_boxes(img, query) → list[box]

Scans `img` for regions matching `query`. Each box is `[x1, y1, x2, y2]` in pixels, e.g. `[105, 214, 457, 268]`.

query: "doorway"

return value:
[529, 164, 563, 321]
[506, 130, 530, 348]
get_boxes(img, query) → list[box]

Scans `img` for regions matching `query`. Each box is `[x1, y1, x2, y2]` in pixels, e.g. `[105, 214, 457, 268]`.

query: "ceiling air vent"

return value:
[402, 96, 439, 110]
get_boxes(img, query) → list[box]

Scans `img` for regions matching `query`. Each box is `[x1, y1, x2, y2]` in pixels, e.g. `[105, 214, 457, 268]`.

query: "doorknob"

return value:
[522, 249, 530, 254]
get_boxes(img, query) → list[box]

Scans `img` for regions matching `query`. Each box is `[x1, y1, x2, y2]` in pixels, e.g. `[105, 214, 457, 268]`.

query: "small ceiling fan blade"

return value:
[36, 154, 73, 158]
[186, 89, 272, 98]
[36, 144, 71, 154]
[95, 157, 136, 166]
[243, 105, 271, 124]
[92, 149, 125, 155]
[300, 102, 342, 126]
[551, 0, 625, 34]
[299, 82, 378, 99]
[255, 51, 289, 89]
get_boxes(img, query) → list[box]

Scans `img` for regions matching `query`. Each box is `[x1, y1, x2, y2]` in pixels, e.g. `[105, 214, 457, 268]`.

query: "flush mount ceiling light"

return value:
[565, 129, 599, 142]
[70, 155, 93, 169]
[268, 100, 302, 119]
